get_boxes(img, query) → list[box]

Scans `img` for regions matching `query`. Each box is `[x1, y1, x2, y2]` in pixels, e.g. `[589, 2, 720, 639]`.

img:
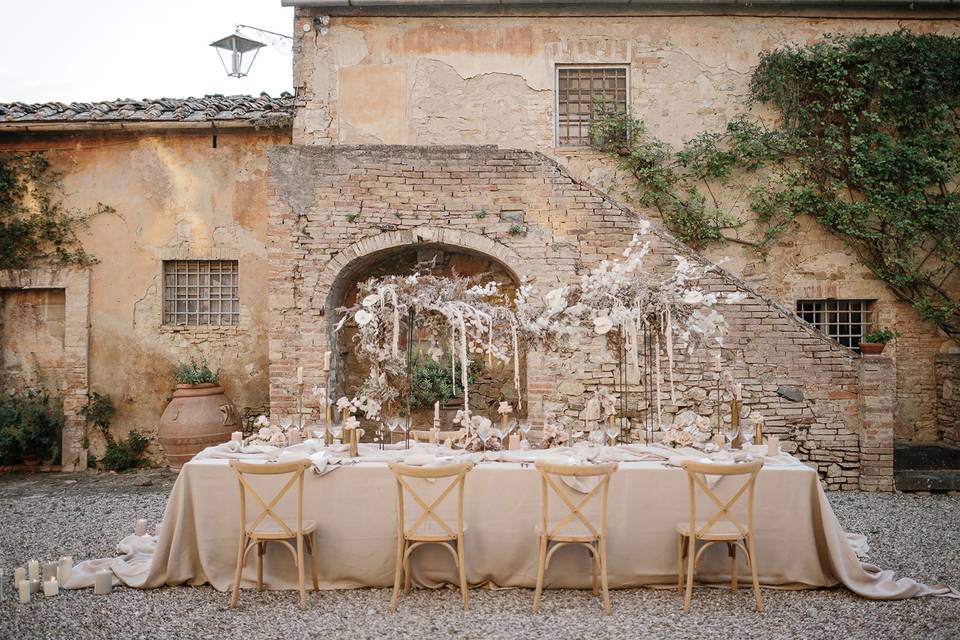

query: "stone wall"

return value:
[937, 354, 960, 447]
[267, 144, 888, 489]
[0, 128, 286, 461]
[289, 11, 960, 443]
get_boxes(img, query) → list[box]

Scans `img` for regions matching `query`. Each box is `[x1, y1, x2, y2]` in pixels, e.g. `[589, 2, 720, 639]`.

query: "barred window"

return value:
[163, 260, 239, 326]
[796, 299, 874, 352]
[557, 66, 628, 146]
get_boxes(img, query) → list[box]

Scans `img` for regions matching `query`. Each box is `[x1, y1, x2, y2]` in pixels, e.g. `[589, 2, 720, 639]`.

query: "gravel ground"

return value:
[0, 471, 957, 640]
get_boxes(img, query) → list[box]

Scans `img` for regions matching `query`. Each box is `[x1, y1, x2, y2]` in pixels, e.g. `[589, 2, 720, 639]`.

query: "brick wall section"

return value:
[858, 356, 895, 491]
[267, 144, 879, 490]
[936, 354, 960, 447]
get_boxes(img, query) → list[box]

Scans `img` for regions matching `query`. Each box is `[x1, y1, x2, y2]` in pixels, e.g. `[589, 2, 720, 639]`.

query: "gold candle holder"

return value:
[731, 398, 741, 449]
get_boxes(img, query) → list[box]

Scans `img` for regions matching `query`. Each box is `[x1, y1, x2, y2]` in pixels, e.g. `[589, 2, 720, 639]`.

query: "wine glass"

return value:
[605, 419, 621, 446]
[739, 418, 756, 450]
[329, 422, 343, 444]
[722, 420, 739, 451]
[476, 420, 491, 451]
[311, 422, 327, 444]
[520, 420, 532, 442]
[589, 428, 605, 446]
[494, 420, 508, 447]
[386, 417, 401, 444]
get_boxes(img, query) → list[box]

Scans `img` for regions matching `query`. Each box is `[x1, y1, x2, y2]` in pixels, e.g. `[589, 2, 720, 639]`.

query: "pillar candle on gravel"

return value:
[18, 580, 30, 604]
[57, 557, 72, 584]
[135, 518, 148, 537]
[42, 561, 56, 581]
[43, 577, 58, 597]
[94, 571, 112, 595]
[27, 560, 39, 581]
[14, 567, 25, 588]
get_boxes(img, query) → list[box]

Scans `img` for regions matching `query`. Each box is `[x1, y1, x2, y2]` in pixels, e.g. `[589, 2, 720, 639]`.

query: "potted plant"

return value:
[158, 357, 238, 469]
[860, 328, 901, 355]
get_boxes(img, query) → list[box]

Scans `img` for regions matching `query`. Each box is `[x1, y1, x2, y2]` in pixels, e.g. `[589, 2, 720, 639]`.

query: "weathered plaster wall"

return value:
[0, 129, 286, 461]
[268, 145, 894, 490]
[291, 12, 960, 442]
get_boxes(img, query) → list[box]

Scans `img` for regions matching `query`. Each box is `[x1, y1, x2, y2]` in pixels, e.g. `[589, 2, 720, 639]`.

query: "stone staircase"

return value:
[894, 441, 960, 492]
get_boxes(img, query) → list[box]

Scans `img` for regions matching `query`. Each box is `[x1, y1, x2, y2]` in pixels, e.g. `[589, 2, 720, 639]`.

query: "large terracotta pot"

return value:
[859, 342, 886, 355]
[158, 383, 238, 469]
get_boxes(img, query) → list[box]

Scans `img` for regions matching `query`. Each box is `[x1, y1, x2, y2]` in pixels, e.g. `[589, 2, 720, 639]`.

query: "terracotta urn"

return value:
[158, 383, 239, 469]
[859, 342, 886, 355]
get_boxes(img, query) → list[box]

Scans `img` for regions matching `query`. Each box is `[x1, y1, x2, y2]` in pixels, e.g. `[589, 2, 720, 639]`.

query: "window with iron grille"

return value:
[162, 260, 239, 326]
[796, 299, 874, 352]
[556, 66, 628, 146]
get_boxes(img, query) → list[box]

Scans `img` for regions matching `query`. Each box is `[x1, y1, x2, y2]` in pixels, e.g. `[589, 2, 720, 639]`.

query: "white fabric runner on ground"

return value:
[65, 441, 957, 600]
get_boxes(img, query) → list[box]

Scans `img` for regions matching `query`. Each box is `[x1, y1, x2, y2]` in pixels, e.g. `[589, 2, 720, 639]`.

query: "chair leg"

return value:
[257, 541, 265, 592]
[591, 543, 598, 596]
[230, 533, 246, 609]
[296, 534, 307, 610]
[683, 536, 696, 613]
[456, 536, 469, 611]
[676, 534, 685, 592]
[729, 542, 738, 593]
[403, 546, 413, 593]
[305, 534, 319, 591]
[533, 534, 547, 613]
[747, 534, 763, 612]
[390, 537, 404, 613]
[599, 536, 611, 615]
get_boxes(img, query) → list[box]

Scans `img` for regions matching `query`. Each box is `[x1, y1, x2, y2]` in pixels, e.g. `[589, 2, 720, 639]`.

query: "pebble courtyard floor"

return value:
[1, 470, 958, 640]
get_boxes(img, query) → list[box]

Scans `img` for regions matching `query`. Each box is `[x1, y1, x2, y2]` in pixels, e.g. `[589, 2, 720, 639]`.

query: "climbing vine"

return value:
[591, 30, 960, 338]
[0, 152, 111, 270]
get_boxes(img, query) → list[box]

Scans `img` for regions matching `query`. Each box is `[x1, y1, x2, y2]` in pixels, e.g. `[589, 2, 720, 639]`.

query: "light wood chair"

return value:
[677, 459, 764, 613]
[229, 459, 319, 610]
[533, 460, 619, 614]
[388, 461, 473, 612]
[410, 428, 467, 443]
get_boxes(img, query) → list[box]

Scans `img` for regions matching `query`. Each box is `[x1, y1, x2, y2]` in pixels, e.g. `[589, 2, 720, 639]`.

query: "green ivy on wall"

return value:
[0, 152, 112, 270]
[591, 30, 960, 339]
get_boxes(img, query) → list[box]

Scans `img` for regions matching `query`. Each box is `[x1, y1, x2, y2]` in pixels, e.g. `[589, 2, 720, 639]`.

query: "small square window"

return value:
[162, 260, 239, 325]
[556, 66, 628, 146]
[796, 299, 874, 352]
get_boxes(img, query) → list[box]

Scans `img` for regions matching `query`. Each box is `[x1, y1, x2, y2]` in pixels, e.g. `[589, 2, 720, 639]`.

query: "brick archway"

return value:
[316, 226, 530, 317]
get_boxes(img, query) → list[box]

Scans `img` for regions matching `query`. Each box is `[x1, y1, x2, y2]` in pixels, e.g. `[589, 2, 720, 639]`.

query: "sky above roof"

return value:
[0, 0, 293, 103]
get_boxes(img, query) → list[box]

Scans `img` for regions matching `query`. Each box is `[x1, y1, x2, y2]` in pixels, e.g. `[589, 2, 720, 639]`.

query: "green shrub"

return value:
[80, 391, 115, 447]
[173, 356, 219, 385]
[99, 430, 150, 472]
[409, 353, 480, 410]
[0, 387, 63, 465]
[863, 328, 901, 344]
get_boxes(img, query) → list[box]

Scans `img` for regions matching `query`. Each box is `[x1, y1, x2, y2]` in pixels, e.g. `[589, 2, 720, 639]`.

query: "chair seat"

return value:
[535, 522, 599, 543]
[405, 521, 467, 542]
[676, 521, 746, 541]
[247, 519, 317, 540]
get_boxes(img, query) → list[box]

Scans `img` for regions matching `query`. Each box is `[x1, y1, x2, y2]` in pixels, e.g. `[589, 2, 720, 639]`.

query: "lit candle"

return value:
[27, 560, 39, 581]
[297, 366, 304, 385]
[57, 557, 72, 585]
[231, 431, 243, 444]
[94, 570, 112, 595]
[18, 580, 30, 604]
[509, 433, 521, 450]
[43, 577, 58, 597]
[434, 401, 440, 422]
[135, 518, 148, 537]
[323, 351, 331, 371]
[767, 435, 780, 457]
[30, 579, 40, 594]
[42, 561, 56, 582]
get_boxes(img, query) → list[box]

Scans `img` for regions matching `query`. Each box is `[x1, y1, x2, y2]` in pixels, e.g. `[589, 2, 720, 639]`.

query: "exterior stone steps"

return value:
[894, 441, 960, 492]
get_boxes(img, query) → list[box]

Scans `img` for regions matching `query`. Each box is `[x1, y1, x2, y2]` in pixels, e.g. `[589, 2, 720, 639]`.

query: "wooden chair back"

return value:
[681, 459, 763, 539]
[388, 462, 473, 539]
[230, 459, 311, 538]
[535, 461, 618, 540]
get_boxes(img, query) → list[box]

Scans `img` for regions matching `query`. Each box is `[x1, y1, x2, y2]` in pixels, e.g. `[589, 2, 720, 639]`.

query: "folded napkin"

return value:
[192, 440, 280, 461]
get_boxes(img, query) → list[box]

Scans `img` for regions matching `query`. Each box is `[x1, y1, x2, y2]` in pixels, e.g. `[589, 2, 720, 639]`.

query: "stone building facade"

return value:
[1, 2, 958, 488]
[284, 0, 960, 444]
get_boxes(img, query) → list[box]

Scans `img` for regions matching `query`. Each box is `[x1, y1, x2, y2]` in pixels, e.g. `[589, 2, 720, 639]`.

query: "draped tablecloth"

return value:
[68, 445, 957, 600]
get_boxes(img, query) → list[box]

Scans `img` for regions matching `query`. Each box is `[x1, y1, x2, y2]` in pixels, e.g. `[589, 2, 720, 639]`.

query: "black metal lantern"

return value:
[209, 32, 266, 78]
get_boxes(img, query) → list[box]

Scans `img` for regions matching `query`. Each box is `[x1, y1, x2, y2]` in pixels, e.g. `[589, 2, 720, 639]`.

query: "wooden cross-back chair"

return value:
[533, 460, 619, 615]
[387, 461, 473, 612]
[677, 459, 764, 613]
[229, 459, 319, 610]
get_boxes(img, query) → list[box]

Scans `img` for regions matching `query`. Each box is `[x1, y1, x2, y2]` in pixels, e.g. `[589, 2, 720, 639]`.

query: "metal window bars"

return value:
[557, 67, 628, 146]
[162, 260, 240, 326]
[796, 299, 874, 352]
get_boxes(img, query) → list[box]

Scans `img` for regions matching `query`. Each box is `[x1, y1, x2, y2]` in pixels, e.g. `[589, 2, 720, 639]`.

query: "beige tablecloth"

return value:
[68, 446, 957, 599]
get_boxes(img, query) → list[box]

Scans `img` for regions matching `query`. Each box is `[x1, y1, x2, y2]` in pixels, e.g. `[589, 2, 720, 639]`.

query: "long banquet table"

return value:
[87, 443, 954, 599]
